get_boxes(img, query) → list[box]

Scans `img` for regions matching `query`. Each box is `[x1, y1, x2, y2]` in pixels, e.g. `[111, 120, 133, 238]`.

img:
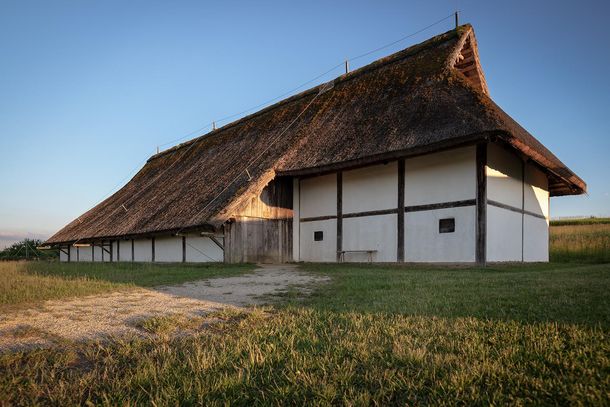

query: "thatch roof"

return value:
[46, 24, 586, 245]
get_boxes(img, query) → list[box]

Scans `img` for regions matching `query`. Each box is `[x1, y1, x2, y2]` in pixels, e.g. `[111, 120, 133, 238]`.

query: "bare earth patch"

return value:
[0, 264, 326, 351]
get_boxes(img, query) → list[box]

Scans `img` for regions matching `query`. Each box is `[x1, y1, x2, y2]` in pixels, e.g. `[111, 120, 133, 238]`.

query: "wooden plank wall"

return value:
[225, 218, 292, 263]
[225, 177, 293, 263]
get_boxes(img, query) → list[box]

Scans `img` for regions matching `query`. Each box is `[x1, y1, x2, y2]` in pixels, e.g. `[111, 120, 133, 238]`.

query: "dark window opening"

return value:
[314, 231, 324, 241]
[439, 218, 455, 233]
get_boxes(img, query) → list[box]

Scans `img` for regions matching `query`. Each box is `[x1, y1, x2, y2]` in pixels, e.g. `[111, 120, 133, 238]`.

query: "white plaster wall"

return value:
[133, 239, 152, 262]
[404, 146, 476, 206]
[487, 205, 522, 262]
[524, 164, 549, 218]
[93, 245, 103, 262]
[60, 249, 68, 262]
[487, 143, 523, 208]
[524, 216, 549, 262]
[300, 173, 336, 218]
[69, 246, 78, 262]
[299, 219, 337, 262]
[405, 206, 475, 262]
[185, 235, 223, 262]
[77, 246, 92, 262]
[118, 240, 132, 262]
[155, 236, 183, 263]
[292, 178, 300, 261]
[343, 214, 397, 262]
[343, 163, 397, 213]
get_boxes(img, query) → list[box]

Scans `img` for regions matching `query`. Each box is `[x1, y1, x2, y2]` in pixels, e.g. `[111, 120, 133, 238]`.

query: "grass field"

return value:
[0, 223, 608, 405]
[550, 222, 610, 263]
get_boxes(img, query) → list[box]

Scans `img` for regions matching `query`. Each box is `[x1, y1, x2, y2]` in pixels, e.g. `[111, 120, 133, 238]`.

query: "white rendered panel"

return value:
[405, 147, 476, 206]
[343, 214, 397, 262]
[487, 205, 522, 262]
[300, 173, 336, 218]
[405, 206, 475, 262]
[78, 246, 92, 262]
[93, 245, 103, 262]
[133, 239, 152, 262]
[293, 178, 300, 262]
[155, 236, 183, 263]
[524, 164, 549, 218]
[118, 240, 132, 262]
[299, 219, 337, 262]
[69, 246, 78, 262]
[185, 235, 223, 262]
[524, 216, 549, 262]
[343, 163, 398, 213]
[487, 143, 523, 209]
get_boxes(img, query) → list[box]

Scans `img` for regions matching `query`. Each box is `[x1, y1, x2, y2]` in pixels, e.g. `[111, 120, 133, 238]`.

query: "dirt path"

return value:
[0, 264, 327, 351]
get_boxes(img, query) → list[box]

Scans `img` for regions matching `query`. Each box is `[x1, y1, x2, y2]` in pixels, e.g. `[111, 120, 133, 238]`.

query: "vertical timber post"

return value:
[151, 237, 155, 262]
[521, 159, 526, 262]
[182, 236, 186, 263]
[117, 240, 120, 262]
[336, 171, 343, 262]
[476, 142, 487, 266]
[397, 159, 405, 262]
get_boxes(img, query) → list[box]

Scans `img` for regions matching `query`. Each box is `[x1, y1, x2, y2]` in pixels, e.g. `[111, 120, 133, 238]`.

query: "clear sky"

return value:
[1, 0, 609, 246]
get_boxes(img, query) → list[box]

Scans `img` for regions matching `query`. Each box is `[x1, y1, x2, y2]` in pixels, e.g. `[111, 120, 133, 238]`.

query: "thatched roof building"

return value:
[47, 24, 585, 255]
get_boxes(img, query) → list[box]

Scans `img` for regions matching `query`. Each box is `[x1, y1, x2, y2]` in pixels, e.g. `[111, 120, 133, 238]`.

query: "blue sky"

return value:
[1, 0, 609, 245]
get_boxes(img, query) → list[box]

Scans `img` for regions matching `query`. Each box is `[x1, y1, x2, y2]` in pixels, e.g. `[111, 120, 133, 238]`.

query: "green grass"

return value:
[298, 262, 610, 327]
[1, 262, 609, 405]
[0, 261, 253, 309]
[0, 225, 609, 405]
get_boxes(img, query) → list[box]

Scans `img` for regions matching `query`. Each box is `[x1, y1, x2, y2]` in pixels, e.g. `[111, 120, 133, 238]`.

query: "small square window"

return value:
[314, 231, 324, 241]
[439, 218, 455, 233]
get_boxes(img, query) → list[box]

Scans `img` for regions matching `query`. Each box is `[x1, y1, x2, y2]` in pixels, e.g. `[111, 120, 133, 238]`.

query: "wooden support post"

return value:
[476, 142, 487, 265]
[521, 159, 525, 262]
[117, 240, 120, 262]
[91, 245, 94, 262]
[77, 246, 80, 262]
[151, 237, 155, 262]
[336, 171, 343, 262]
[397, 159, 405, 262]
[182, 236, 186, 263]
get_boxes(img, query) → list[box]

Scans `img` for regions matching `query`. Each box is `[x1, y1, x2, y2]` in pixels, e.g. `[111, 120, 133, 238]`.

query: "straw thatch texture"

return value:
[46, 24, 585, 244]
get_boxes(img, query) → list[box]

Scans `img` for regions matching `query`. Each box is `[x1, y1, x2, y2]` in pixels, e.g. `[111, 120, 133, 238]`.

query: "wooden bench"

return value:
[337, 250, 378, 263]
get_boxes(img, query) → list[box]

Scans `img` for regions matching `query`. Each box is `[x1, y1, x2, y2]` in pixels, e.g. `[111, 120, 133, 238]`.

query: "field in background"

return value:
[550, 219, 610, 263]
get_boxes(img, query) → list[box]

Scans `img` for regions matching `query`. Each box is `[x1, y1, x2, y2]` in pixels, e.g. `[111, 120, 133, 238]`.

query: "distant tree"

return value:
[0, 239, 58, 260]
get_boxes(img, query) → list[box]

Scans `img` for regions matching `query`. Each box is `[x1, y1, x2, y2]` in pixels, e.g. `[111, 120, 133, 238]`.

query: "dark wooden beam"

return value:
[405, 199, 476, 213]
[182, 236, 186, 263]
[151, 237, 155, 262]
[397, 159, 405, 262]
[521, 159, 525, 263]
[476, 142, 487, 266]
[343, 209, 398, 219]
[117, 240, 120, 262]
[487, 200, 546, 220]
[300, 215, 338, 223]
[209, 235, 224, 251]
[336, 171, 343, 263]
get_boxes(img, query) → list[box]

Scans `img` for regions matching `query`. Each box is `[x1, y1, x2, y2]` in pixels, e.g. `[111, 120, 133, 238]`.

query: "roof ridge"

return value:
[148, 24, 471, 162]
